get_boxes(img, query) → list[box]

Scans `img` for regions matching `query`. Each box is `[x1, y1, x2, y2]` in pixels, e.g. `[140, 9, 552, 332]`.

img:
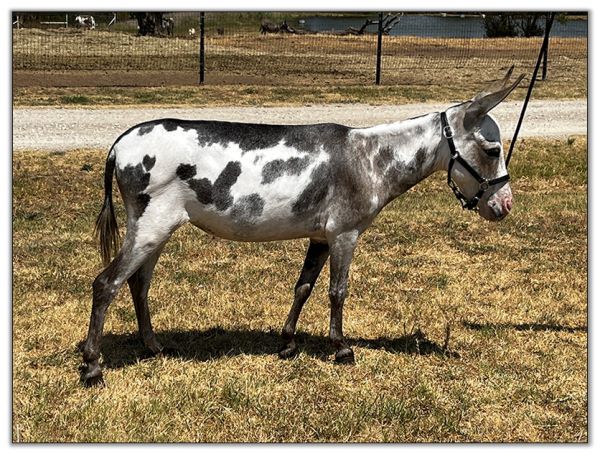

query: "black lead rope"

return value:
[505, 12, 556, 167]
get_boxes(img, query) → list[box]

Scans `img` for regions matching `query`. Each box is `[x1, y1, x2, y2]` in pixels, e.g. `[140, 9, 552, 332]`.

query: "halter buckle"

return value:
[443, 125, 454, 139]
[480, 180, 489, 191]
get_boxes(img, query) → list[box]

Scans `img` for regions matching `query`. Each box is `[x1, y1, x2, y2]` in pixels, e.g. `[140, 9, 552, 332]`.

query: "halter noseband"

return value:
[440, 111, 510, 211]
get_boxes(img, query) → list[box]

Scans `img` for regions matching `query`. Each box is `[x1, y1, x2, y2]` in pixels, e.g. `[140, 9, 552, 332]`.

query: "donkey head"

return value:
[444, 67, 525, 221]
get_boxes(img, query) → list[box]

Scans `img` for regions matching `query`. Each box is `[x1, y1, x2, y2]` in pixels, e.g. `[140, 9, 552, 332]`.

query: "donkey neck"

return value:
[353, 112, 446, 207]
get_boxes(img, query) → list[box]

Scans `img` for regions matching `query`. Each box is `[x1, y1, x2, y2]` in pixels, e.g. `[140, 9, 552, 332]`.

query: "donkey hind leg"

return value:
[279, 240, 329, 359]
[81, 222, 180, 386]
[328, 230, 359, 364]
[127, 245, 166, 356]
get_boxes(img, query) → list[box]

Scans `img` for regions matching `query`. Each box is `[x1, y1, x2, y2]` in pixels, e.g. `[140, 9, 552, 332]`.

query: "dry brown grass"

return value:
[12, 28, 586, 69]
[13, 137, 587, 442]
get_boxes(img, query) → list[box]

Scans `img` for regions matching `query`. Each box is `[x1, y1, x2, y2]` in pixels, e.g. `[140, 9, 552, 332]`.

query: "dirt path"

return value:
[13, 100, 586, 151]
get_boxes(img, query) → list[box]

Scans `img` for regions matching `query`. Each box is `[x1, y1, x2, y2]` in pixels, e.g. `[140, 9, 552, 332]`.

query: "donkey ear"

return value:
[463, 71, 525, 130]
[473, 66, 514, 101]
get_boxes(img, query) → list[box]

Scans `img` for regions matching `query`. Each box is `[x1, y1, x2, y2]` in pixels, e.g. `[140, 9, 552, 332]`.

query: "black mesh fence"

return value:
[12, 12, 587, 86]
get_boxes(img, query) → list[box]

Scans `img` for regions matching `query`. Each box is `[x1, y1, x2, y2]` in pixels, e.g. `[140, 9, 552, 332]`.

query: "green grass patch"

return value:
[59, 95, 92, 105]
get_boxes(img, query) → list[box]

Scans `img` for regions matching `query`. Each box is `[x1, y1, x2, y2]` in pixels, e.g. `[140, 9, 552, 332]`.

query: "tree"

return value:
[130, 12, 173, 36]
[483, 13, 546, 38]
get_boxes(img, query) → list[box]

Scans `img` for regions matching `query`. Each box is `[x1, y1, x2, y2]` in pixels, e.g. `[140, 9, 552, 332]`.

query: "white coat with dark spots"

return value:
[81, 69, 523, 386]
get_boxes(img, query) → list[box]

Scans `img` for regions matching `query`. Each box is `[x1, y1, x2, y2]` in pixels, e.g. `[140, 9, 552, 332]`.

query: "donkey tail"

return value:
[94, 147, 120, 267]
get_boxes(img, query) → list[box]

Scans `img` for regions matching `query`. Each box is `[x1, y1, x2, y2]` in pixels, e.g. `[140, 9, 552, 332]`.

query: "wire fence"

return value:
[12, 12, 587, 86]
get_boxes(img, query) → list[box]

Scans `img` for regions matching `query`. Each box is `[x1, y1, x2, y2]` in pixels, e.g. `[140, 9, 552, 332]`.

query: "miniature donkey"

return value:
[81, 68, 523, 386]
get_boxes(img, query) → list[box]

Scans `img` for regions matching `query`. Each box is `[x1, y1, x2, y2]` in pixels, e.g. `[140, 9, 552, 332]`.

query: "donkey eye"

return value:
[484, 147, 501, 158]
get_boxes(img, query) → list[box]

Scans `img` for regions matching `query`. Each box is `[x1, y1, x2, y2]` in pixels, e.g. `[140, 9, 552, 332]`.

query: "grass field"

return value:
[12, 137, 587, 442]
[12, 27, 587, 95]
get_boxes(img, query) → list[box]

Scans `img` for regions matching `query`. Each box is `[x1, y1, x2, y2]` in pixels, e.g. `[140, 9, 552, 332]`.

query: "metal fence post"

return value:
[199, 12, 205, 84]
[542, 14, 551, 80]
[375, 12, 383, 85]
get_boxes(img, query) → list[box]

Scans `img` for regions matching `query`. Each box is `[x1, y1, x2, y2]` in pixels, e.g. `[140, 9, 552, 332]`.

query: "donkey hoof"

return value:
[157, 346, 180, 357]
[278, 343, 299, 360]
[83, 374, 105, 388]
[334, 347, 355, 365]
[80, 364, 105, 388]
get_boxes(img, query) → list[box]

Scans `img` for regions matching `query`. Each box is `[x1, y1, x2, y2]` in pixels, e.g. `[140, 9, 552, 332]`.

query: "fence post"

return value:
[199, 12, 205, 84]
[65, 14, 68, 29]
[542, 14, 550, 80]
[375, 12, 383, 85]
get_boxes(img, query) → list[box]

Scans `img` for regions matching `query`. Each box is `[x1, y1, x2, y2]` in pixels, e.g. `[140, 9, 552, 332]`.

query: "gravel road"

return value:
[13, 100, 586, 151]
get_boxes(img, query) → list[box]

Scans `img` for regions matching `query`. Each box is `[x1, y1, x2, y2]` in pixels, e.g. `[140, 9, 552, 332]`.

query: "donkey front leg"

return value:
[328, 230, 359, 364]
[279, 240, 329, 359]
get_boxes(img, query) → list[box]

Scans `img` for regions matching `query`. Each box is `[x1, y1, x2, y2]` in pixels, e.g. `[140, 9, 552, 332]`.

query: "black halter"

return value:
[440, 111, 510, 211]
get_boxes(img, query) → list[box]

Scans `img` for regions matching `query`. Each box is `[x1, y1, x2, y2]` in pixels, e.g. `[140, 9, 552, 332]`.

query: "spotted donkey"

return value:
[81, 69, 523, 385]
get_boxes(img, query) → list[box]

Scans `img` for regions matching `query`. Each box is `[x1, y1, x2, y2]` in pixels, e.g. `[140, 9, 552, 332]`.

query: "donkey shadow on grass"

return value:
[74, 321, 586, 372]
[78, 327, 458, 371]
[462, 321, 587, 334]
[78, 320, 587, 371]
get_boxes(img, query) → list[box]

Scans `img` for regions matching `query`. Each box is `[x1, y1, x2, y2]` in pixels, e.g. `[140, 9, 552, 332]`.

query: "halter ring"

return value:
[443, 125, 454, 139]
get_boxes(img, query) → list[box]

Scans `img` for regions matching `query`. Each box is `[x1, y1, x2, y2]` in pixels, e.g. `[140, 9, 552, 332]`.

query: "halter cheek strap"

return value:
[440, 112, 510, 211]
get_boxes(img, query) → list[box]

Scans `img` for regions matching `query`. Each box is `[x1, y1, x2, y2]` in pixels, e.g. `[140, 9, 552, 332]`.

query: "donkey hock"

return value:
[81, 69, 523, 386]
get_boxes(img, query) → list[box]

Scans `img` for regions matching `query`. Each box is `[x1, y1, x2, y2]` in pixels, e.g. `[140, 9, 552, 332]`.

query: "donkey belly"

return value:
[186, 196, 326, 242]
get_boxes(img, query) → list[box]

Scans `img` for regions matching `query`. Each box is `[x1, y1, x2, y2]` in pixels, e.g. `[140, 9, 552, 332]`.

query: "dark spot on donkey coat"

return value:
[261, 156, 311, 184]
[291, 162, 331, 215]
[404, 147, 428, 178]
[213, 162, 242, 210]
[373, 145, 394, 172]
[176, 161, 242, 211]
[137, 124, 154, 136]
[118, 162, 152, 219]
[176, 163, 197, 180]
[142, 155, 156, 172]
[231, 193, 265, 225]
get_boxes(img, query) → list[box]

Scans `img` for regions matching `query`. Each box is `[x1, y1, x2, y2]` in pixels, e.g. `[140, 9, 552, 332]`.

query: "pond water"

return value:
[297, 14, 587, 38]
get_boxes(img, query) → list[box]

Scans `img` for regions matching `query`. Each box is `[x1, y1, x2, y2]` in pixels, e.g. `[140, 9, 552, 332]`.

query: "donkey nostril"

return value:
[504, 198, 513, 213]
